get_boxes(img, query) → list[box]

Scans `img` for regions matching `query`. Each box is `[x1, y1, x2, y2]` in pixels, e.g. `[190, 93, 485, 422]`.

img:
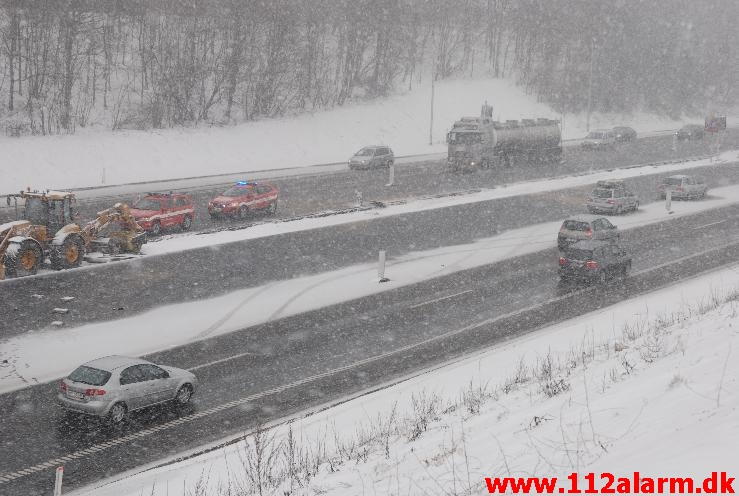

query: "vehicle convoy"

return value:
[586, 179, 639, 214]
[1, 190, 145, 279]
[558, 239, 631, 283]
[131, 192, 195, 235]
[658, 174, 707, 200]
[446, 103, 561, 171]
[208, 181, 279, 219]
[58, 355, 197, 424]
[558, 214, 620, 250]
[348, 146, 394, 169]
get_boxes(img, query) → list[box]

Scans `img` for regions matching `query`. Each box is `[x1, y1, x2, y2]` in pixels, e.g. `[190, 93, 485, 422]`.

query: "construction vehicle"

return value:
[1, 190, 145, 280]
[446, 103, 562, 172]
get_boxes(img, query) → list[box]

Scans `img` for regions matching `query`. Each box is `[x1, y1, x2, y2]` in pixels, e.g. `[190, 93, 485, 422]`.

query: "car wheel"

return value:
[633, 201, 639, 211]
[615, 205, 623, 215]
[238, 205, 249, 220]
[108, 402, 127, 424]
[268, 200, 278, 215]
[622, 261, 631, 277]
[597, 271, 607, 285]
[175, 384, 194, 406]
[181, 215, 193, 231]
[151, 221, 161, 236]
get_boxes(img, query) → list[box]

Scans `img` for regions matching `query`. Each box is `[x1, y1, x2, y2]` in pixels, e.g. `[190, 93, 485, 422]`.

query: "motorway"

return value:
[1, 149, 739, 338]
[1, 202, 738, 495]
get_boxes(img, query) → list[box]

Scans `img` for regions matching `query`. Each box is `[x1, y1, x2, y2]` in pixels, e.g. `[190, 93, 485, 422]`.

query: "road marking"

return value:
[2, 241, 738, 485]
[692, 219, 728, 230]
[187, 351, 255, 372]
[408, 290, 474, 309]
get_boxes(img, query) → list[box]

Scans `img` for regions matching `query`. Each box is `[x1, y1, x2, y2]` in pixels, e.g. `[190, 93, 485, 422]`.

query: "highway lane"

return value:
[1, 155, 738, 338]
[1, 204, 738, 495]
[1, 131, 736, 233]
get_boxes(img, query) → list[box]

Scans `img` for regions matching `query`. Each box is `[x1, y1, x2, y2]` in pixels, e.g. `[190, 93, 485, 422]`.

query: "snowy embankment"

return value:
[76, 265, 739, 496]
[2, 179, 738, 395]
[0, 77, 711, 195]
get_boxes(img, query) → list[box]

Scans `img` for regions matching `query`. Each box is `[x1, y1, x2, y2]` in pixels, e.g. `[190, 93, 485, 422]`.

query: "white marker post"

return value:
[666, 189, 673, 214]
[386, 163, 395, 187]
[54, 466, 64, 496]
[354, 190, 363, 208]
[378, 250, 389, 282]
[671, 133, 677, 152]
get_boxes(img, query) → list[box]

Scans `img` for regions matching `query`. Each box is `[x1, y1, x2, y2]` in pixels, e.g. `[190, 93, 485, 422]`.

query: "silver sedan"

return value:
[57, 355, 197, 424]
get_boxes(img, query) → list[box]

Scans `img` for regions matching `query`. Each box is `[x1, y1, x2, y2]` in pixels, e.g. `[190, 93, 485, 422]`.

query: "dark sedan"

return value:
[613, 126, 637, 143]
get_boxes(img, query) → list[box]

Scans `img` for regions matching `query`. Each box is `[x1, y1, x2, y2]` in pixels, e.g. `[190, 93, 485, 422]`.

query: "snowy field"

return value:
[0, 78, 715, 195]
[2, 179, 738, 395]
[74, 264, 739, 496]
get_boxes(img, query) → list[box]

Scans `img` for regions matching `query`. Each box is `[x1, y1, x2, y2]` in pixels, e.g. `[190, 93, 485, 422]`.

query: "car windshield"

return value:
[592, 189, 613, 199]
[133, 198, 162, 210]
[68, 366, 111, 386]
[562, 220, 590, 231]
[355, 148, 375, 156]
[223, 186, 254, 197]
[565, 249, 593, 261]
[664, 177, 684, 186]
[448, 132, 482, 145]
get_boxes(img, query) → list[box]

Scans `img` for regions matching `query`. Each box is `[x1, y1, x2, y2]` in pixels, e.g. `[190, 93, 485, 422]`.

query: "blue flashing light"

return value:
[236, 181, 257, 186]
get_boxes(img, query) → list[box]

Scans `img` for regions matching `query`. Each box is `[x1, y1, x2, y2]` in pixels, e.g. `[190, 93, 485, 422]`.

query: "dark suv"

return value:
[558, 240, 631, 283]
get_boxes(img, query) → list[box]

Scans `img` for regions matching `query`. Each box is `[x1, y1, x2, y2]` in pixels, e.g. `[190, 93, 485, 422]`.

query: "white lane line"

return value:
[408, 290, 474, 310]
[692, 219, 728, 230]
[187, 351, 255, 372]
[2, 241, 738, 485]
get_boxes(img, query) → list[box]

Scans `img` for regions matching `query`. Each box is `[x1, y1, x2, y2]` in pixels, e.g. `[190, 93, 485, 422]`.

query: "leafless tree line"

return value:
[0, 0, 735, 135]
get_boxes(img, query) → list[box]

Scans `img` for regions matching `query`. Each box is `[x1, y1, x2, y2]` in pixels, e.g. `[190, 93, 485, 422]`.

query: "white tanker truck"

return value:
[446, 104, 562, 171]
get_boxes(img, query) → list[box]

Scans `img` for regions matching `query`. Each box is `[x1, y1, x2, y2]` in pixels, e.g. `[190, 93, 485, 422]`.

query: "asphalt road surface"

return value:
[1, 154, 738, 338]
[1, 204, 738, 495]
[1, 131, 736, 232]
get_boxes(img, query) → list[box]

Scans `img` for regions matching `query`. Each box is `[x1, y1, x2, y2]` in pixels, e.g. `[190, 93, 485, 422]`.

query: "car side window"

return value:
[601, 219, 615, 229]
[120, 365, 145, 385]
[257, 185, 271, 195]
[174, 197, 187, 207]
[140, 364, 169, 381]
[592, 220, 602, 231]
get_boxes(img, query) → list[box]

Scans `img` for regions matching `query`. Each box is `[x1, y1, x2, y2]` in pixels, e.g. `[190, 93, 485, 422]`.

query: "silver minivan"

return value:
[348, 146, 394, 169]
[58, 355, 197, 424]
[581, 129, 616, 150]
[658, 175, 707, 200]
[558, 215, 620, 250]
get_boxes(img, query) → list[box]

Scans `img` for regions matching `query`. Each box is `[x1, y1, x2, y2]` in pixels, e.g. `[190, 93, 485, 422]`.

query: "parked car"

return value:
[675, 124, 704, 141]
[586, 181, 639, 214]
[658, 175, 707, 200]
[558, 240, 631, 283]
[131, 192, 194, 235]
[558, 215, 620, 251]
[581, 129, 616, 150]
[612, 126, 637, 143]
[208, 181, 279, 219]
[57, 355, 197, 424]
[348, 146, 394, 169]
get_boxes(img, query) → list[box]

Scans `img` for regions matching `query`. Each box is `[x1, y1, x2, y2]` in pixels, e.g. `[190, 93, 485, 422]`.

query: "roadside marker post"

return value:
[53, 466, 63, 496]
[354, 190, 363, 207]
[378, 250, 389, 282]
[386, 164, 395, 187]
[666, 189, 673, 214]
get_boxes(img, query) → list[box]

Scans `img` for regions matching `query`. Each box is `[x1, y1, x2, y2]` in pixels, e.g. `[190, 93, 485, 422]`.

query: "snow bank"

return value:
[2, 183, 738, 394]
[75, 265, 739, 496]
[0, 77, 711, 195]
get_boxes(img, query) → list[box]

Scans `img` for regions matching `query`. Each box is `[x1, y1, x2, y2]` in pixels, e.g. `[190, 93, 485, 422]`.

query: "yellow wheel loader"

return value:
[1, 190, 146, 280]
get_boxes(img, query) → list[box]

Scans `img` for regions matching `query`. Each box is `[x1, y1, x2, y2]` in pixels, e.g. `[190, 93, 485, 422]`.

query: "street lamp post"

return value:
[586, 38, 595, 133]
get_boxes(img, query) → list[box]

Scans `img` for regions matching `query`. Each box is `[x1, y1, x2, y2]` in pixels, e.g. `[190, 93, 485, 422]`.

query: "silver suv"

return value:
[559, 240, 631, 283]
[558, 215, 620, 250]
[658, 175, 707, 200]
[58, 355, 197, 424]
[586, 180, 639, 214]
[349, 146, 394, 169]
[581, 129, 616, 150]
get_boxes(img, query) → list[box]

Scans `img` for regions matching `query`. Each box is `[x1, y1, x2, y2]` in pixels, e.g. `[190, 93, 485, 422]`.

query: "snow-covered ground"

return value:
[74, 263, 739, 496]
[0, 77, 719, 195]
[2, 179, 737, 395]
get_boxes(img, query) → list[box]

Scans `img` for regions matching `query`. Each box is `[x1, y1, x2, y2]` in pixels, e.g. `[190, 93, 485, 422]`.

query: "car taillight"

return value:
[676, 187, 684, 192]
[85, 388, 106, 396]
[585, 260, 599, 269]
[559, 257, 567, 266]
[606, 199, 615, 204]
[584, 228, 592, 237]
[59, 381, 67, 392]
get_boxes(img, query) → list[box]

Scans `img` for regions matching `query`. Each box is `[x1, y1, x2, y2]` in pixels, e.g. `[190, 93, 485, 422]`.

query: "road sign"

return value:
[705, 116, 726, 133]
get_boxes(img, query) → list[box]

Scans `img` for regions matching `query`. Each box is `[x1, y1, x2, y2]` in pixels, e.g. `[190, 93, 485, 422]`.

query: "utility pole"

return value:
[586, 38, 595, 133]
[429, 70, 435, 145]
